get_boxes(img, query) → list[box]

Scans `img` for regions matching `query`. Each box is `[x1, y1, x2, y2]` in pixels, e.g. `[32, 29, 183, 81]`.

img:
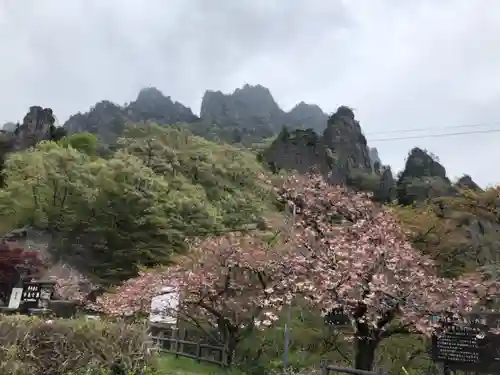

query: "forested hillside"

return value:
[1, 86, 500, 373]
[0, 118, 283, 285]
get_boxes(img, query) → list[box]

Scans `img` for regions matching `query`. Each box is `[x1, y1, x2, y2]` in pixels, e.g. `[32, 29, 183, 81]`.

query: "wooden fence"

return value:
[150, 325, 228, 366]
[321, 361, 387, 375]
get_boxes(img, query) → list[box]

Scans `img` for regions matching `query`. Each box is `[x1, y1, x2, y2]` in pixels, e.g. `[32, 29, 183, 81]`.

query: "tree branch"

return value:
[380, 324, 412, 339]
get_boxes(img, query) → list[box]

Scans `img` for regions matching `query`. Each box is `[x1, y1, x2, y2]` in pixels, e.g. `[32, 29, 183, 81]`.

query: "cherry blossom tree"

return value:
[276, 173, 496, 370]
[92, 172, 498, 370]
[94, 233, 294, 363]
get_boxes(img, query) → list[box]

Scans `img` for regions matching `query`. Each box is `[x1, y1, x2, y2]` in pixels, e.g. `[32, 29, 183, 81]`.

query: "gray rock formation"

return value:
[396, 147, 455, 205]
[2, 122, 17, 132]
[263, 106, 373, 185]
[0, 106, 65, 186]
[369, 147, 381, 169]
[1, 106, 60, 153]
[200, 84, 284, 142]
[127, 87, 198, 125]
[199, 84, 330, 144]
[64, 101, 129, 143]
[263, 128, 333, 175]
[284, 102, 328, 133]
[12, 106, 57, 151]
[376, 166, 396, 203]
[201, 84, 283, 127]
[64, 87, 198, 142]
[63, 84, 331, 145]
[456, 174, 481, 191]
[323, 106, 372, 172]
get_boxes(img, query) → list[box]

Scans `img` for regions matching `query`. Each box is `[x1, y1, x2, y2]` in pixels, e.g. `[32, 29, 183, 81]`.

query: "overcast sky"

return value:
[1, 0, 500, 186]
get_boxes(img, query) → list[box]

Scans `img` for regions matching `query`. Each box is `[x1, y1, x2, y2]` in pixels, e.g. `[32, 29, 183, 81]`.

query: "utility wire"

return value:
[365, 120, 500, 136]
[369, 128, 500, 143]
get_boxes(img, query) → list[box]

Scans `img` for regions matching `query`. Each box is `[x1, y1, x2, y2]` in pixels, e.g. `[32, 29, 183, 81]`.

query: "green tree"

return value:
[118, 124, 278, 229]
[0, 141, 219, 284]
[59, 132, 99, 156]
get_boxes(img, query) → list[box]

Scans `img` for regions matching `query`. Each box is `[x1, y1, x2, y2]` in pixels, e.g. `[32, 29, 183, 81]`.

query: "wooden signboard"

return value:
[432, 312, 500, 373]
[7, 287, 23, 309]
[324, 307, 350, 326]
[21, 283, 42, 309]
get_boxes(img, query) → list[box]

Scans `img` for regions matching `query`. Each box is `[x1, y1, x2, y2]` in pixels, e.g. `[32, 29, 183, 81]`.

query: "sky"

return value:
[1, 0, 500, 186]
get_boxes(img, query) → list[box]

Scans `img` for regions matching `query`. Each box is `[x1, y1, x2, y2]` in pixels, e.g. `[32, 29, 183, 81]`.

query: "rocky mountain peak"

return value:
[1, 122, 17, 132]
[399, 147, 449, 182]
[63, 87, 198, 142]
[199, 84, 284, 144]
[1, 106, 66, 186]
[135, 87, 165, 103]
[263, 105, 374, 186]
[322, 106, 372, 171]
[61, 84, 334, 145]
[13, 106, 59, 151]
[235, 83, 273, 96]
[128, 87, 197, 125]
[284, 102, 328, 133]
[201, 84, 283, 121]
[396, 147, 454, 206]
[456, 175, 481, 191]
[333, 105, 356, 120]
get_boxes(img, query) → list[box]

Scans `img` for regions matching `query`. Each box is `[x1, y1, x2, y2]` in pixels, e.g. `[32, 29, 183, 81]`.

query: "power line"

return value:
[369, 128, 500, 143]
[365, 120, 500, 136]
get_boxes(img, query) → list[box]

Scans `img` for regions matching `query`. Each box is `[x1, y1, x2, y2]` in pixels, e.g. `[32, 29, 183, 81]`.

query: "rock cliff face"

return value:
[62, 84, 331, 145]
[398, 148, 449, 182]
[263, 128, 334, 176]
[395, 148, 483, 206]
[263, 106, 373, 185]
[1, 122, 16, 132]
[284, 102, 328, 134]
[396, 148, 454, 205]
[12, 106, 58, 150]
[201, 84, 283, 128]
[0, 106, 66, 186]
[198, 84, 328, 144]
[369, 147, 381, 169]
[64, 88, 198, 143]
[199, 84, 284, 143]
[127, 87, 198, 125]
[64, 101, 129, 143]
[1, 106, 64, 150]
[323, 106, 372, 172]
[456, 175, 481, 191]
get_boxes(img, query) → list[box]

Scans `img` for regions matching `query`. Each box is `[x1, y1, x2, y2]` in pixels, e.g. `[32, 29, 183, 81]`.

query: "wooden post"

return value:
[178, 328, 187, 356]
[222, 342, 229, 367]
[320, 361, 329, 375]
[170, 328, 178, 353]
[196, 341, 202, 362]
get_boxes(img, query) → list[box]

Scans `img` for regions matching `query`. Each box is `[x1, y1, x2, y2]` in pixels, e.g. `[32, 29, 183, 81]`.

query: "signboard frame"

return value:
[7, 287, 23, 309]
[431, 312, 500, 374]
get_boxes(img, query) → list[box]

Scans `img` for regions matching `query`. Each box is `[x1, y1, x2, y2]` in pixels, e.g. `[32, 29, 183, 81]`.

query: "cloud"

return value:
[1, 0, 499, 185]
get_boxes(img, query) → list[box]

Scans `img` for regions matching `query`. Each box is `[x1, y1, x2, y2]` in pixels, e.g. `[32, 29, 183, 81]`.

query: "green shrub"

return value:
[0, 315, 158, 375]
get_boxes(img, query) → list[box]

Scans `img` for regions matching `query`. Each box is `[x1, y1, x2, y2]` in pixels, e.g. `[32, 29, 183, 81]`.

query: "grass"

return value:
[158, 355, 245, 375]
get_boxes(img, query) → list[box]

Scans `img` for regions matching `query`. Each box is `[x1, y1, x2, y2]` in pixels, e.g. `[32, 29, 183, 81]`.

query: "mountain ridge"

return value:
[61, 84, 330, 144]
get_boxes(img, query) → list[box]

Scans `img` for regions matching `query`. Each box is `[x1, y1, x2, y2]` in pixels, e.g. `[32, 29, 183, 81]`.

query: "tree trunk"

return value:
[354, 336, 378, 371]
[224, 336, 238, 366]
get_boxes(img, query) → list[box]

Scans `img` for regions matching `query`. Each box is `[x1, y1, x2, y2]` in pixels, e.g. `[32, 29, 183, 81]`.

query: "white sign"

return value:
[8, 287, 23, 309]
[149, 286, 180, 325]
